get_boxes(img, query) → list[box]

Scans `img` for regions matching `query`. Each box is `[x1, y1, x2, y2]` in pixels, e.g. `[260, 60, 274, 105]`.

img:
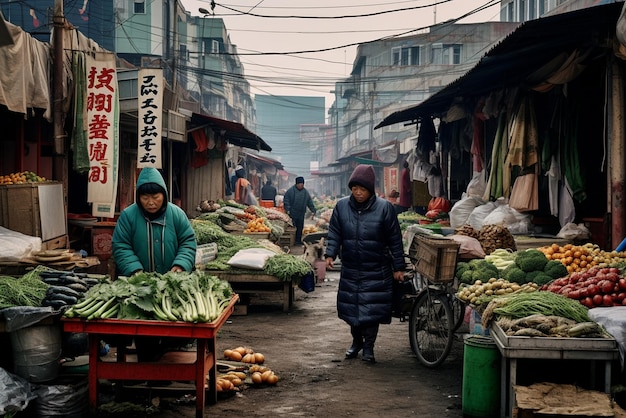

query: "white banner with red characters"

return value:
[137, 69, 163, 168]
[86, 52, 119, 218]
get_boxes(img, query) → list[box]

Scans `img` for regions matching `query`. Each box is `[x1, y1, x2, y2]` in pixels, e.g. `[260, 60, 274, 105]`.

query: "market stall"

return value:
[61, 295, 237, 418]
[191, 202, 314, 312]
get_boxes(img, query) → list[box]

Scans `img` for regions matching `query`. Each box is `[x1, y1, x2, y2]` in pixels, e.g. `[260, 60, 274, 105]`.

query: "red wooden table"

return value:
[61, 295, 238, 418]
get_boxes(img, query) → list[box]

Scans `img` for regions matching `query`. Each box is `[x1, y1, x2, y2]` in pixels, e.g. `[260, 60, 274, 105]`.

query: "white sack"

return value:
[227, 248, 276, 270]
[0, 226, 42, 261]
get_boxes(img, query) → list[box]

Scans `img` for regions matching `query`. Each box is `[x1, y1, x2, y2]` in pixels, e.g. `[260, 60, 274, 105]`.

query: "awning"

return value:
[375, 3, 622, 129]
[189, 113, 271, 152]
[242, 151, 283, 170]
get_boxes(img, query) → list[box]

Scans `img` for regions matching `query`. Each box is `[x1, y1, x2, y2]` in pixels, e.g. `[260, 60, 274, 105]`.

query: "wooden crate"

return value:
[277, 227, 296, 247]
[410, 235, 459, 283]
[0, 182, 67, 242]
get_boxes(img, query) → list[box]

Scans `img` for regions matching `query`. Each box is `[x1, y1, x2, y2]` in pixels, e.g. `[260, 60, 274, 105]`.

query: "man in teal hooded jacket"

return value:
[112, 167, 197, 277]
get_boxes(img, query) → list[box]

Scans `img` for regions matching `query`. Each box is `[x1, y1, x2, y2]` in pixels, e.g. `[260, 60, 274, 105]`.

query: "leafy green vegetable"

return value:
[264, 254, 312, 282]
[0, 275, 49, 308]
[64, 271, 234, 322]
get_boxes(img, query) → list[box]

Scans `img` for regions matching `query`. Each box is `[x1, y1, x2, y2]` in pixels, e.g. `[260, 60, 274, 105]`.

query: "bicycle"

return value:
[403, 234, 465, 368]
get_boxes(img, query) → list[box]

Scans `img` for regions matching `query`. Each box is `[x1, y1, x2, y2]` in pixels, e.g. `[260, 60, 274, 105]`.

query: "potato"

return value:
[254, 352, 265, 364]
[251, 372, 263, 384]
[229, 350, 242, 361]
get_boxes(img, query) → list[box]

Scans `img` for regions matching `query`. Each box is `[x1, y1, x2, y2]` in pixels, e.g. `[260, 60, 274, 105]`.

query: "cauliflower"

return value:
[514, 249, 548, 273]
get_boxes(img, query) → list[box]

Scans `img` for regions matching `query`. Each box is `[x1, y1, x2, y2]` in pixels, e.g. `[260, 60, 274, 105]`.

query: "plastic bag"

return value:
[0, 367, 35, 415]
[427, 196, 451, 213]
[467, 201, 498, 230]
[482, 205, 532, 235]
[449, 196, 485, 228]
[466, 171, 487, 197]
[33, 378, 89, 417]
[227, 248, 276, 270]
[298, 271, 315, 293]
[0, 226, 42, 261]
[448, 234, 486, 259]
[556, 223, 591, 240]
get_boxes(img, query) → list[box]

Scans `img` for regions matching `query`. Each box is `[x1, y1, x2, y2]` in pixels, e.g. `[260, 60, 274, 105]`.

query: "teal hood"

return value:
[136, 167, 169, 201]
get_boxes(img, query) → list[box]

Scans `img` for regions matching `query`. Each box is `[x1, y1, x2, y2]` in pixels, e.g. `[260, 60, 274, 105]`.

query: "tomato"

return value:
[592, 294, 604, 306]
[619, 278, 626, 291]
[617, 293, 626, 302]
[623, 297, 626, 306]
[580, 297, 593, 308]
[588, 284, 600, 296]
[578, 287, 589, 298]
[603, 294, 614, 306]
[568, 289, 581, 300]
[600, 280, 614, 294]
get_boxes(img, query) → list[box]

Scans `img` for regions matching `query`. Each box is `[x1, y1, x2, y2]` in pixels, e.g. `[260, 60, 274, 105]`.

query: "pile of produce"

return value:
[302, 225, 319, 235]
[197, 200, 221, 212]
[477, 224, 517, 254]
[499, 249, 567, 286]
[495, 314, 607, 338]
[244, 217, 271, 233]
[263, 254, 312, 282]
[537, 243, 626, 274]
[542, 266, 626, 308]
[37, 269, 99, 309]
[64, 271, 234, 322]
[0, 171, 47, 184]
[456, 249, 567, 286]
[456, 277, 538, 306]
[480, 289, 591, 330]
[0, 275, 49, 308]
[218, 346, 279, 392]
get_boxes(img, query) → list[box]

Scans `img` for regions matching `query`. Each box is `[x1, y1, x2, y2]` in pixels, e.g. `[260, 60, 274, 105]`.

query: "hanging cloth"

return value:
[503, 96, 539, 198]
[416, 117, 437, 157]
[483, 111, 508, 201]
[471, 100, 487, 173]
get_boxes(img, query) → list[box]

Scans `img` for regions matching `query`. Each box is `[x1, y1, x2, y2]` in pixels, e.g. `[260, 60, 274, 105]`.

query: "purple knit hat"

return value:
[348, 164, 376, 194]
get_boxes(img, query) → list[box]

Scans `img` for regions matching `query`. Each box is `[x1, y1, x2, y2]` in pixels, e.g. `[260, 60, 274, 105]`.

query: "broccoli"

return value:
[543, 260, 568, 279]
[515, 249, 548, 273]
[502, 265, 527, 284]
[471, 269, 497, 284]
[532, 273, 554, 286]
[455, 261, 470, 279]
[461, 269, 474, 284]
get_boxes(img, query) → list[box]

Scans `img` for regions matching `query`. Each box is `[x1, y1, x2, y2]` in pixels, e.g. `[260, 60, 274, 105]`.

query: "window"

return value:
[134, 0, 145, 14]
[211, 40, 219, 54]
[391, 46, 420, 66]
[431, 43, 462, 65]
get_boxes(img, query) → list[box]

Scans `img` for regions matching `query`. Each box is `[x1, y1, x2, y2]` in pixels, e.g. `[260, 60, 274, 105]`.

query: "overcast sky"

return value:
[180, 0, 500, 110]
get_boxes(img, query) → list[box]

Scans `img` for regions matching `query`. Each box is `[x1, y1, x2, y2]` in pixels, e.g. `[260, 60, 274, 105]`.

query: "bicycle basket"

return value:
[410, 234, 460, 283]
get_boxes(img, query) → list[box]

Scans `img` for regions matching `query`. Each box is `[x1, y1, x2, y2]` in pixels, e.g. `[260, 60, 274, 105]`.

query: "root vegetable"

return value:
[251, 372, 263, 384]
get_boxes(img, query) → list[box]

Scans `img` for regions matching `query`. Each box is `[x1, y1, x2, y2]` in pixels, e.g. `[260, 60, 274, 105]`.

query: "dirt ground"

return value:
[92, 265, 468, 418]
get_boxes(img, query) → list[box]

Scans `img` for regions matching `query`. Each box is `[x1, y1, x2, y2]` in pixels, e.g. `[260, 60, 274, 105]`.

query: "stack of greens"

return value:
[64, 271, 234, 323]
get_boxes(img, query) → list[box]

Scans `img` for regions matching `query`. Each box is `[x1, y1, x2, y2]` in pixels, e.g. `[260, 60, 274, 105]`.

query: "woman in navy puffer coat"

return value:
[324, 164, 405, 363]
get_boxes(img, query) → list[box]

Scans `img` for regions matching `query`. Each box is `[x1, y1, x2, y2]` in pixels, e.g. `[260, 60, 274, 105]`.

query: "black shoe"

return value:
[362, 347, 375, 363]
[345, 344, 363, 359]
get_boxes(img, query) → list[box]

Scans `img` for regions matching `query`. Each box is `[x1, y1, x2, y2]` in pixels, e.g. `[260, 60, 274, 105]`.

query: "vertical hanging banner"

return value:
[86, 52, 119, 218]
[137, 69, 163, 168]
[384, 166, 399, 196]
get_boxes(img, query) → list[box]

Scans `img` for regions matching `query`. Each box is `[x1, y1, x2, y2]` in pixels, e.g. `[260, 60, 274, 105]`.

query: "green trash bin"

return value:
[462, 334, 500, 417]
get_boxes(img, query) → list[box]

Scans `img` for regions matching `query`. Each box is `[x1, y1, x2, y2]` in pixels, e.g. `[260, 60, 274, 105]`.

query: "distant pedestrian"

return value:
[324, 164, 405, 363]
[283, 176, 316, 245]
[234, 165, 257, 206]
[261, 179, 277, 206]
[397, 160, 412, 213]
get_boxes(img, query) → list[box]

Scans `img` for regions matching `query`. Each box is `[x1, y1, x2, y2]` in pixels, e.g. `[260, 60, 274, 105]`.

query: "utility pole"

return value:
[52, 0, 67, 187]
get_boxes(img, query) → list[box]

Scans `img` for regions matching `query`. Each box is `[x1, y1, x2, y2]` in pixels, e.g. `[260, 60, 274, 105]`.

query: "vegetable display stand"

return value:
[206, 271, 294, 312]
[490, 322, 619, 418]
[61, 295, 238, 418]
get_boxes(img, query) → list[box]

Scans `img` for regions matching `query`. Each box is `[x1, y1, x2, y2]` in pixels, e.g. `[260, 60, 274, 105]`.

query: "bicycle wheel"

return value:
[408, 291, 454, 368]
[450, 295, 466, 332]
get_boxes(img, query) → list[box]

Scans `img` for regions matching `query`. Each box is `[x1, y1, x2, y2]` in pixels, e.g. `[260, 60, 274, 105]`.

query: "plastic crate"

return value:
[410, 235, 460, 283]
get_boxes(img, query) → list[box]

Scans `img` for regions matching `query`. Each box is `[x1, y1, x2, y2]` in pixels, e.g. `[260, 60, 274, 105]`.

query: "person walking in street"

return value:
[112, 167, 197, 362]
[283, 176, 316, 245]
[397, 160, 412, 213]
[324, 164, 405, 363]
[261, 179, 278, 206]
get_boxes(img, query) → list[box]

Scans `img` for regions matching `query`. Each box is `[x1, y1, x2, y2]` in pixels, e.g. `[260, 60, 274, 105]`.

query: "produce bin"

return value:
[409, 234, 460, 283]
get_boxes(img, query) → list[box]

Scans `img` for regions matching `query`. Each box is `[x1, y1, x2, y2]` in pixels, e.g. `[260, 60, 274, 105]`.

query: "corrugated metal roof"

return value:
[376, 2, 622, 129]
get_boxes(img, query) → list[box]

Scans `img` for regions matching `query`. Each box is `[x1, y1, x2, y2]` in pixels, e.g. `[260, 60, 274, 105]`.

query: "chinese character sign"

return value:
[86, 52, 119, 218]
[137, 69, 163, 168]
